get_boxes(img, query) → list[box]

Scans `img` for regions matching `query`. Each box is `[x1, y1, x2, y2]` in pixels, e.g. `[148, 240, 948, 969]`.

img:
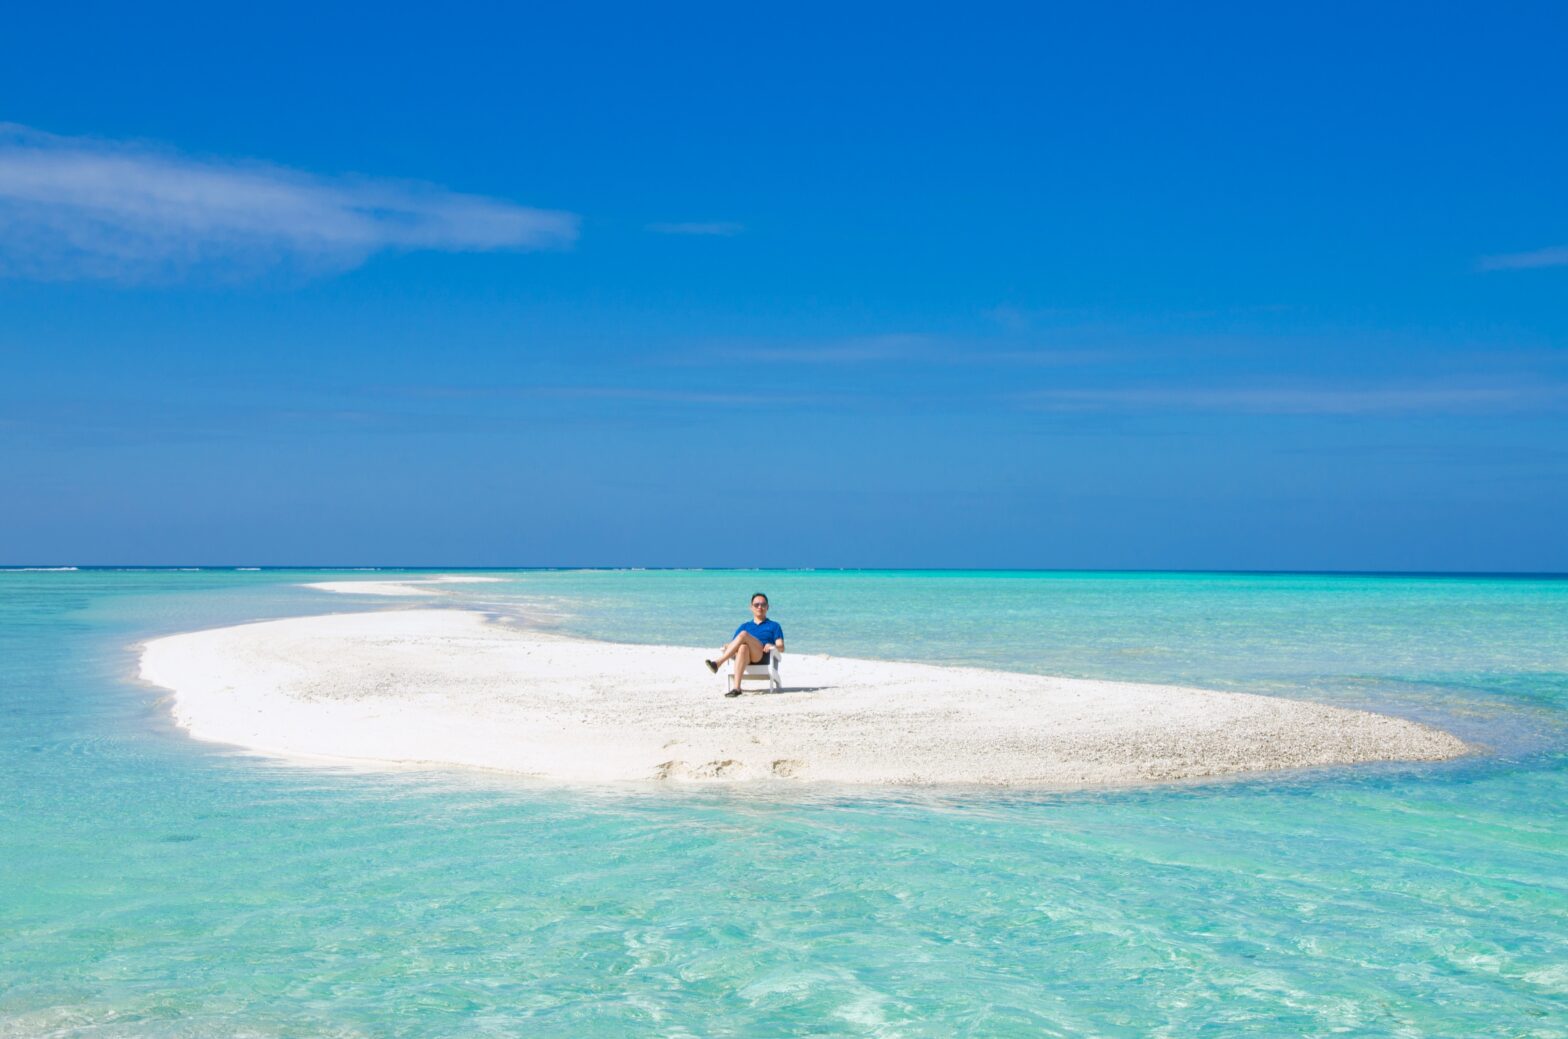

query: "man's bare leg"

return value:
[708, 632, 763, 682]
[715, 632, 762, 665]
[730, 642, 762, 692]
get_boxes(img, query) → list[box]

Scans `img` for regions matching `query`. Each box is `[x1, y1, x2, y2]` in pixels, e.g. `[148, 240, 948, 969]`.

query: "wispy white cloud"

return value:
[982, 302, 1302, 332]
[646, 221, 744, 236]
[1477, 245, 1568, 271]
[1021, 380, 1567, 415]
[663, 333, 1114, 367]
[981, 304, 1082, 331]
[359, 381, 839, 408]
[762, 333, 932, 364]
[0, 124, 579, 282]
[524, 385, 824, 406]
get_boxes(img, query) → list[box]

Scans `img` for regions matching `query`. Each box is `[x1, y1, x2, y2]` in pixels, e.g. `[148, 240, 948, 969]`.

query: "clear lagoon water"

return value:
[2, 568, 1566, 1037]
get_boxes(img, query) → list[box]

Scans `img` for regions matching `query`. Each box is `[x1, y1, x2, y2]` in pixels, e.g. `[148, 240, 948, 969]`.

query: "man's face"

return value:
[751, 598, 768, 619]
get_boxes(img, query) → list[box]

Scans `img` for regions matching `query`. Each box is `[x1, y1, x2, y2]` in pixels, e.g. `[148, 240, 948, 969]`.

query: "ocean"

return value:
[2, 568, 1565, 1036]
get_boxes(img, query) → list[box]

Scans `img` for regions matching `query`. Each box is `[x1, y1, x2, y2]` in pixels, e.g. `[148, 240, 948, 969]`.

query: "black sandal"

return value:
[725, 686, 742, 697]
[705, 659, 719, 673]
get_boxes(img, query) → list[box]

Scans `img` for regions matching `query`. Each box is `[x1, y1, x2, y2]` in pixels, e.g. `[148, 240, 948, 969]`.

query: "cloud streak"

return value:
[368, 382, 839, 409]
[1478, 245, 1568, 271]
[0, 124, 579, 281]
[1021, 380, 1567, 415]
[663, 333, 1115, 367]
[646, 221, 744, 236]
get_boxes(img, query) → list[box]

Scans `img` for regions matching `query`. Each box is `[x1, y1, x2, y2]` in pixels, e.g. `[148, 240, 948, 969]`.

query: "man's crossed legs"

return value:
[706, 631, 770, 696]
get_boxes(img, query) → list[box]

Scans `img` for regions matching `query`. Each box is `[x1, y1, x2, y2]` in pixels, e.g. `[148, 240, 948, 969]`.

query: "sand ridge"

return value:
[301, 575, 505, 597]
[138, 609, 1468, 789]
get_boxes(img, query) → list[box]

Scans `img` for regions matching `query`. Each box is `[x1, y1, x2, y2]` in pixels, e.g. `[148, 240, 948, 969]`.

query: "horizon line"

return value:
[4, 565, 1567, 579]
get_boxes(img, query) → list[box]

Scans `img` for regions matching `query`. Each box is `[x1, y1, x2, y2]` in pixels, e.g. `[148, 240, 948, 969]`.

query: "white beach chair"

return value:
[728, 652, 781, 694]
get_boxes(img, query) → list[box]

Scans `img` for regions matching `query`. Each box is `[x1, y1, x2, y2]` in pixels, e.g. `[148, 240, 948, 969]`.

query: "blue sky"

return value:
[2, 2, 1565, 569]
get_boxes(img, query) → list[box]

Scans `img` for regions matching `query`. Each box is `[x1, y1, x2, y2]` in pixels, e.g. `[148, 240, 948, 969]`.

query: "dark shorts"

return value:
[751, 650, 772, 667]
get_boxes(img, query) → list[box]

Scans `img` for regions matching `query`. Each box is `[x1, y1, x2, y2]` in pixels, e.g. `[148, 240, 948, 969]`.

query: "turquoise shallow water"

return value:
[2, 569, 1566, 1037]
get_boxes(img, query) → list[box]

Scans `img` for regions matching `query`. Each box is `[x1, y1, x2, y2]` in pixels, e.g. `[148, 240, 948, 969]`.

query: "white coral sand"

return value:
[300, 575, 504, 596]
[138, 609, 1467, 789]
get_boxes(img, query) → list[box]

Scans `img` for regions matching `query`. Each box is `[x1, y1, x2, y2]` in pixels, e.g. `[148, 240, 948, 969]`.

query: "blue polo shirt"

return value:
[734, 618, 784, 646]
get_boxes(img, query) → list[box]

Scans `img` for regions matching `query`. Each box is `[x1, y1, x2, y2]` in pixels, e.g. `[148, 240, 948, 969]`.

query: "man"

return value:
[705, 593, 784, 697]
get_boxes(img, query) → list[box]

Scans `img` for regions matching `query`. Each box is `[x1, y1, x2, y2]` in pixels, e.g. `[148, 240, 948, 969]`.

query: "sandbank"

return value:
[138, 610, 1468, 789]
[301, 575, 505, 596]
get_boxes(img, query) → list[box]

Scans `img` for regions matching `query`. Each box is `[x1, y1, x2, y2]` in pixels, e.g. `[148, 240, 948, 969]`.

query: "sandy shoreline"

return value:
[300, 575, 505, 596]
[138, 609, 1469, 789]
